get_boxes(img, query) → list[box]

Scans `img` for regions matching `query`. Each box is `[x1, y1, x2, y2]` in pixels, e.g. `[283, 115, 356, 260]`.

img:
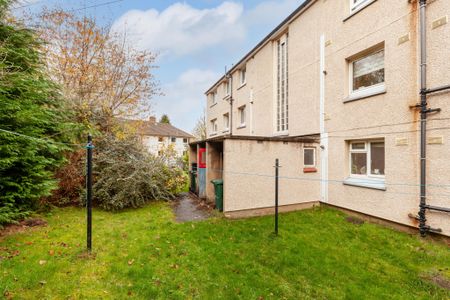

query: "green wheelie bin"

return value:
[211, 179, 223, 212]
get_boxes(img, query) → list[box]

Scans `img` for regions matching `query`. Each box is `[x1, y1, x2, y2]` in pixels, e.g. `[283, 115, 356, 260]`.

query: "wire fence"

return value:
[203, 166, 450, 202]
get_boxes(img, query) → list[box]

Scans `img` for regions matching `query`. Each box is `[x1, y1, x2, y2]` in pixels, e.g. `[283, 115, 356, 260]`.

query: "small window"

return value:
[211, 91, 217, 105]
[224, 79, 231, 96]
[211, 119, 218, 134]
[349, 48, 385, 96]
[158, 137, 164, 142]
[350, 140, 385, 177]
[238, 106, 246, 126]
[223, 113, 229, 130]
[350, 0, 370, 12]
[239, 67, 246, 86]
[158, 150, 163, 156]
[304, 148, 316, 167]
[170, 137, 176, 143]
[183, 138, 188, 144]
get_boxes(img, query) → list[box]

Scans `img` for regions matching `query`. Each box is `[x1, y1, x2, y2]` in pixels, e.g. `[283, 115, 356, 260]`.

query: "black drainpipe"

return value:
[417, 0, 450, 236]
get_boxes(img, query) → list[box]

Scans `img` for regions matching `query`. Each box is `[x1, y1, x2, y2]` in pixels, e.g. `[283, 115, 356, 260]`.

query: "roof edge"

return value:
[189, 133, 320, 145]
[204, 0, 315, 95]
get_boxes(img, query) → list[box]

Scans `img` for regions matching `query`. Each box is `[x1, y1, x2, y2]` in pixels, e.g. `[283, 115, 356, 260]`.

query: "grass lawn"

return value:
[0, 203, 449, 299]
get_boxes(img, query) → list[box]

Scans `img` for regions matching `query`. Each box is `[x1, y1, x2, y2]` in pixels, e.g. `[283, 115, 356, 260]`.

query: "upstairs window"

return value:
[239, 67, 246, 86]
[349, 48, 385, 97]
[171, 137, 176, 143]
[224, 79, 231, 96]
[350, 0, 370, 12]
[276, 34, 288, 133]
[211, 119, 218, 134]
[350, 140, 385, 177]
[238, 106, 246, 127]
[158, 137, 164, 143]
[210, 91, 217, 105]
[183, 138, 188, 144]
[223, 113, 230, 130]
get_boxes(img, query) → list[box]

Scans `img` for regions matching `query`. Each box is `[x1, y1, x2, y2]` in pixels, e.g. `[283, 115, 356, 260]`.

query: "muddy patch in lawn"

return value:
[427, 273, 450, 290]
[345, 216, 365, 225]
[0, 218, 47, 240]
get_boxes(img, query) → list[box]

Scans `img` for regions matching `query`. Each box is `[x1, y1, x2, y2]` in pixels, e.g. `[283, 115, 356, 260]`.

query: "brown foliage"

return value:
[38, 9, 159, 131]
[46, 150, 85, 206]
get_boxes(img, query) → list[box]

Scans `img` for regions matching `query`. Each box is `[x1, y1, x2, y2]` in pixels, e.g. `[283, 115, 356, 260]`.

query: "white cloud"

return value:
[111, 2, 245, 57]
[244, 0, 304, 27]
[154, 69, 220, 132]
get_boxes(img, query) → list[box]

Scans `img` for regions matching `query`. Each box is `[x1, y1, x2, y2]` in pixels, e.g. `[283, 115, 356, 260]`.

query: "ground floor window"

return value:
[349, 140, 385, 177]
[303, 147, 316, 167]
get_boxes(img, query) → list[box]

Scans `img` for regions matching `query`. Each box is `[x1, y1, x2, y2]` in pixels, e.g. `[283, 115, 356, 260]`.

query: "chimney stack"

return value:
[149, 116, 157, 124]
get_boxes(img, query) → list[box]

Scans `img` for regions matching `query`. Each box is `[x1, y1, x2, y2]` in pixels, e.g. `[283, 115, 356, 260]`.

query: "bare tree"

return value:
[192, 109, 206, 141]
[38, 9, 159, 131]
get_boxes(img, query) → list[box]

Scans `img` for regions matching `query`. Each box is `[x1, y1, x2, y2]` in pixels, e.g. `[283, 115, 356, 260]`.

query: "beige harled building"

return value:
[190, 0, 450, 237]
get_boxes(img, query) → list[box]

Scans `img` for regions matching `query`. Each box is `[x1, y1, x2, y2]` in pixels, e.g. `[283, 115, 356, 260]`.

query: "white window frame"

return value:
[211, 91, 217, 105]
[238, 105, 246, 127]
[276, 34, 289, 134]
[348, 48, 385, 99]
[211, 119, 218, 134]
[224, 79, 231, 97]
[223, 113, 230, 131]
[239, 67, 246, 86]
[171, 137, 176, 143]
[303, 147, 316, 168]
[350, 0, 371, 12]
[183, 138, 188, 144]
[349, 140, 385, 179]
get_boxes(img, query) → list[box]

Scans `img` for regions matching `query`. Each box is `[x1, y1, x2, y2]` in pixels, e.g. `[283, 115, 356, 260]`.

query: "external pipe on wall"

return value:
[417, 0, 449, 236]
[418, 0, 428, 237]
[225, 69, 234, 136]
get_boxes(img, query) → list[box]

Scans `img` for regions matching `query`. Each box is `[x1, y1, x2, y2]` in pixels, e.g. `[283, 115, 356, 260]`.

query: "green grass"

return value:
[0, 203, 449, 299]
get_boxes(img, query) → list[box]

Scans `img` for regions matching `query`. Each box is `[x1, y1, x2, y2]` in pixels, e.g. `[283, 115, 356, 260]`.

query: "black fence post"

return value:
[275, 158, 279, 235]
[86, 134, 94, 252]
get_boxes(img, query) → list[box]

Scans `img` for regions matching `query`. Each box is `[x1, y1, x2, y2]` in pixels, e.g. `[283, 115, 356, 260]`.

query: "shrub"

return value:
[88, 135, 187, 211]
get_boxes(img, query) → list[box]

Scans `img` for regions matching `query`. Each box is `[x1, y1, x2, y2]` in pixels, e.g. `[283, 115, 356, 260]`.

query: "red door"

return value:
[198, 148, 206, 168]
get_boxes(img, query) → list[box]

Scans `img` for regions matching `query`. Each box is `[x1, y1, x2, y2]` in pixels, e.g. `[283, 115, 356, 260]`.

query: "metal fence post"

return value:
[86, 134, 94, 251]
[275, 158, 279, 235]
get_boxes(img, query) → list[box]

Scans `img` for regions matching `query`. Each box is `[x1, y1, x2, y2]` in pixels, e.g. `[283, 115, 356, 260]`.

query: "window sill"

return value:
[223, 95, 231, 100]
[303, 167, 317, 173]
[344, 86, 386, 103]
[237, 83, 246, 90]
[210, 103, 217, 108]
[343, 177, 386, 190]
[237, 124, 246, 129]
[343, 0, 377, 22]
[210, 132, 218, 137]
[273, 131, 289, 137]
[222, 129, 230, 133]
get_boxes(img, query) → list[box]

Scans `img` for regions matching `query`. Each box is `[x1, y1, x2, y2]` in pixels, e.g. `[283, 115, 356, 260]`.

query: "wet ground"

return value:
[173, 193, 212, 223]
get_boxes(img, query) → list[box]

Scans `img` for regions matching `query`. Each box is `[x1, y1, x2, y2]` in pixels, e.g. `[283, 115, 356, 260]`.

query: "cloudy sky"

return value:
[14, 0, 305, 133]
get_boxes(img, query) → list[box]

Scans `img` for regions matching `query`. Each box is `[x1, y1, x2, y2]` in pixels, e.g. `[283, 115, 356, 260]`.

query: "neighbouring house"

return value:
[131, 116, 193, 159]
[190, 0, 450, 237]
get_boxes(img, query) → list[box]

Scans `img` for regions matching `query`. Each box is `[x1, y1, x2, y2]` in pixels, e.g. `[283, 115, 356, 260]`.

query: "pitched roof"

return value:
[119, 118, 194, 138]
[139, 121, 194, 138]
